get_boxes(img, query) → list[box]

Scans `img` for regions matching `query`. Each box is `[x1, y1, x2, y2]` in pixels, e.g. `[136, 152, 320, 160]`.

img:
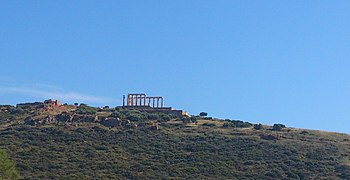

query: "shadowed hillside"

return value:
[0, 102, 349, 179]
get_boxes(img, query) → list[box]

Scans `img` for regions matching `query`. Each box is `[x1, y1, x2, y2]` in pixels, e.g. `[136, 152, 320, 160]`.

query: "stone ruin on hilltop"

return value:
[119, 93, 189, 116]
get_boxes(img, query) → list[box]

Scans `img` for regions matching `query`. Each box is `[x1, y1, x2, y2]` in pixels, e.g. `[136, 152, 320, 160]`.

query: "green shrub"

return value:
[254, 124, 263, 130]
[222, 120, 252, 128]
[0, 149, 20, 179]
[147, 114, 159, 120]
[181, 117, 191, 123]
[111, 111, 125, 119]
[127, 114, 144, 122]
[202, 123, 216, 127]
[287, 171, 300, 179]
[9, 107, 25, 115]
[76, 104, 97, 115]
[222, 123, 234, 128]
[199, 112, 208, 117]
[235, 120, 251, 128]
[272, 124, 286, 131]
[190, 116, 198, 123]
[160, 115, 171, 122]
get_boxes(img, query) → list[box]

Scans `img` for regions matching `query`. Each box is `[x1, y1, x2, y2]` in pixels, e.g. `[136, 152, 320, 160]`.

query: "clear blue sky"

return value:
[1, 1, 349, 134]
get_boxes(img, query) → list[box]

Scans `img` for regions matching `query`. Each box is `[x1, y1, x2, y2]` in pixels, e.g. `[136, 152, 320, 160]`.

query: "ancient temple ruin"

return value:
[120, 93, 189, 116]
[123, 93, 164, 108]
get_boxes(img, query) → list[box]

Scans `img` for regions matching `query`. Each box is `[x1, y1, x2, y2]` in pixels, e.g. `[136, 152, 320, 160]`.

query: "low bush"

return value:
[190, 116, 198, 123]
[0, 149, 20, 179]
[222, 119, 252, 128]
[254, 124, 263, 130]
[199, 112, 208, 117]
[76, 104, 97, 115]
[202, 123, 216, 127]
[181, 117, 191, 123]
[272, 124, 286, 131]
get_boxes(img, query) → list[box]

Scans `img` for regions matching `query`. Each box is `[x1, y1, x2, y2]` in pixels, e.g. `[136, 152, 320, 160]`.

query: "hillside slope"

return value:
[0, 102, 349, 179]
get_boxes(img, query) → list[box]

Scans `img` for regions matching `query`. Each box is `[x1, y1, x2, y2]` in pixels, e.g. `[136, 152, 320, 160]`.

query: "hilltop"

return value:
[0, 101, 349, 179]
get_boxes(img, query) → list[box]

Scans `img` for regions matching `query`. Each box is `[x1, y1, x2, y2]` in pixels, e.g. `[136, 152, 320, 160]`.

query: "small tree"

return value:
[199, 112, 208, 117]
[111, 111, 125, 119]
[126, 113, 146, 122]
[147, 114, 159, 120]
[0, 149, 20, 179]
[190, 116, 198, 123]
[222, 123, 234, 128]
[254, 123, 263, 130]
[272, 123, 286, 131]
[161, 115, 171, 122]
[181, 117, 191, 123]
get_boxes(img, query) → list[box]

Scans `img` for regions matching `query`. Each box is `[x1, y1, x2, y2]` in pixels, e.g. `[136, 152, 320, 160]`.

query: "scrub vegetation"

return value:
[0, 103, 349, 179]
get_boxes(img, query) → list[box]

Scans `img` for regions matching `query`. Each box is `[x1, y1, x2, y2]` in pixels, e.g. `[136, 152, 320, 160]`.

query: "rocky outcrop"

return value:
[24, 117, 37, 126]
[0, 105, 14, 112]
[42, 115, 56, 124]
[56, 112, 97, 124]
[74, 114, 97, 123]
[56, 112, 74, 123]
[149, 124, 160, 131]
[23, 110, 159, 130]
[100, 117, 122, 128]
[24, 115, 56, 126]
[99, 117, 142, 129]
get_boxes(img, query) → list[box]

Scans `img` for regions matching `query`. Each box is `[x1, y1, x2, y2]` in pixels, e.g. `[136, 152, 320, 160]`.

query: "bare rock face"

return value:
[24, 115, 57, 126]
[56, 112, 97, 125]
[99, 117, 141, 129]
[42, 115, 56, 124]
[125, 122, 137, 129]
[24, 117, 37, 126]
[121, 120, 131, 127]
[94, 116, 99, 122]
[149, 124, 160, 131]
[56, 112, 74, 123]
[100, 117, 122, 128]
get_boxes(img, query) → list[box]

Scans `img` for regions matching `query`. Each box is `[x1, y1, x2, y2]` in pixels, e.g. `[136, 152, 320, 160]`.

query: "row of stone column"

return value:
[125, 94, 164, 108]
[146, 97, 164, 108]
[127, 94, 146, 106]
